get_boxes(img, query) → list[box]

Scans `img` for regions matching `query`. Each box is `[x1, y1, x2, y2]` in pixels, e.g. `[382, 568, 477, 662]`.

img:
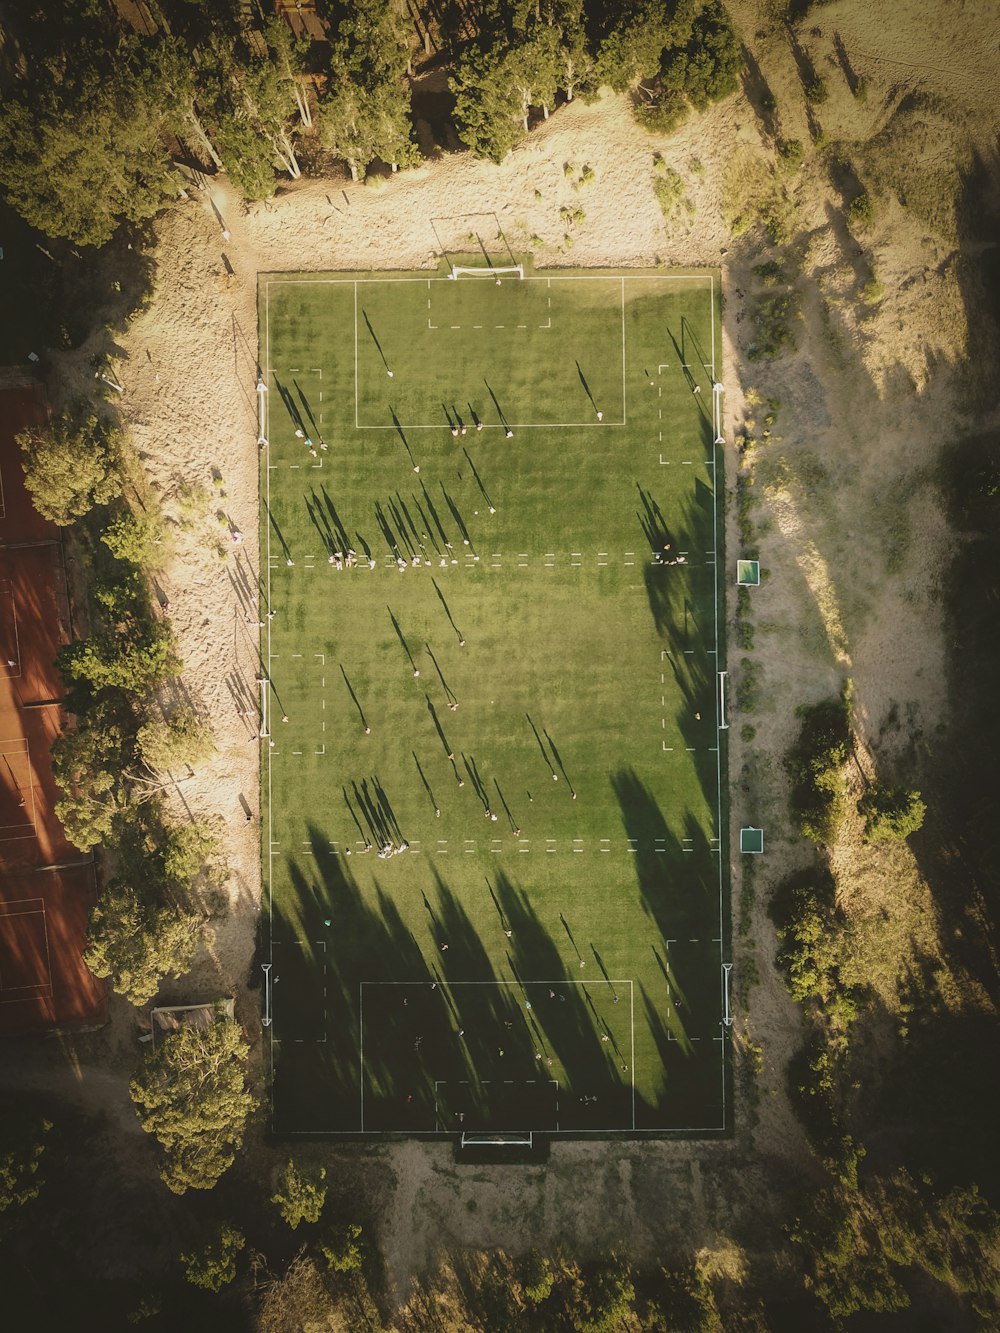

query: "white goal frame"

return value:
[461, 1131, 533, 1147]
[448, 264, 524, 281]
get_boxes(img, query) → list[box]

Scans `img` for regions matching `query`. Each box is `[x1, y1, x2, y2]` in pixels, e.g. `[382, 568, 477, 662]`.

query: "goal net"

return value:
[449, 264, 524, 281]
[461, 1131, 533, 1147]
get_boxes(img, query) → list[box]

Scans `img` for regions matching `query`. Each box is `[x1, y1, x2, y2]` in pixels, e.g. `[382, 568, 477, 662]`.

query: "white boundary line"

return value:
[0, 584, 20, 677]
[263, 270, 727, 1136]
[266, 274, 713, 287]
[0, 737, 38, 838]
[710, 275, 727, 1128]
[264, 277, 275, 1126]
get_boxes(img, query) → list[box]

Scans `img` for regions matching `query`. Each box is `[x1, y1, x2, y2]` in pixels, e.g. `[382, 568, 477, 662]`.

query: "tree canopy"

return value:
[0, 16, 177, 248]
[17, 409, 122, 526]
[130, 1020, 256, 1194]
[84, 881, 202, 1008]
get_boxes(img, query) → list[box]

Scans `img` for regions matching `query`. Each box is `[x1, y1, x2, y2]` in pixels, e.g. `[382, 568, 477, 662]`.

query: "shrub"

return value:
[748, 291, 798, 360]
[778, 138, 804, 171]
[857, 784, 926, 842]
[180, 1224, 245, 1292]
[806, 76, 828, 104]
[272, 1159, 327, 1229]
[752, 259, 784, 286]
[320, 1222, 364, 1273]
[652, 158, 687, 221]
[847, 191, 875, 227]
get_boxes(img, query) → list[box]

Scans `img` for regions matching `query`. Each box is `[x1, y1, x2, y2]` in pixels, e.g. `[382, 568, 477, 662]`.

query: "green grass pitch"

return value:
[258, 265, 730, 1137]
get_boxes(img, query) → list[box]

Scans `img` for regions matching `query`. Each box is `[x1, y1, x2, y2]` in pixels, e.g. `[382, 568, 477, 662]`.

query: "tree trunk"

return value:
[542, 103, 549, 119]
[294, 83, 312, 129]
[187, 109, 223, 169]
[273, 130, 302, 179]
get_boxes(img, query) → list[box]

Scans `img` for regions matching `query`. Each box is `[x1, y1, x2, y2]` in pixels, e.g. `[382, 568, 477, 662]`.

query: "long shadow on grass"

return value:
[270, 833, 647, 1134]
[639, 981, 726, 1130]
[612, 770, 717, 939]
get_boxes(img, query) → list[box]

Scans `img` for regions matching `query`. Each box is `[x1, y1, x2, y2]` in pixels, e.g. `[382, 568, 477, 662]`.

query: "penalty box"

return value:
[353, 276, 627, 430]
[359, 978, 636, 1135]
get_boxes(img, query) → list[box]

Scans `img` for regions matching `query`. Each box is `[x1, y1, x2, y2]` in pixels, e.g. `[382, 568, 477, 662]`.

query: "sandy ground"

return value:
[24, 0, 1000, 1306]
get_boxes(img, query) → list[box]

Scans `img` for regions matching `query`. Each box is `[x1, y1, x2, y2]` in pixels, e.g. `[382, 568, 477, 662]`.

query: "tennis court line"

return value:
[0, 898, 52, 1001]
[0, 583, 21, 677]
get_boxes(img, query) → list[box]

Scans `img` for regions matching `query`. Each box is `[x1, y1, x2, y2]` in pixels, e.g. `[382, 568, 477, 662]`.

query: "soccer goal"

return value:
[449, 264, 524, 281]
[461, 1131, 533, 1148]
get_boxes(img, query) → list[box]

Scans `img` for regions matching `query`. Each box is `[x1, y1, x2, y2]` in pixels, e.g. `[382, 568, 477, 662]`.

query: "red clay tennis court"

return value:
[0, 385, 106, 1032]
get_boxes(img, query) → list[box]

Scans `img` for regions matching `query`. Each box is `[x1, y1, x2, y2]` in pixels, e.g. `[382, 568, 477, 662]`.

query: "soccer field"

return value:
[258, 265, 730, 1137]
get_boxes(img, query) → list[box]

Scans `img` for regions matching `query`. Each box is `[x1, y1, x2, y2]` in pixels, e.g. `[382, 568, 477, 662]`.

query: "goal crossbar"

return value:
[449, 264, 524, 280]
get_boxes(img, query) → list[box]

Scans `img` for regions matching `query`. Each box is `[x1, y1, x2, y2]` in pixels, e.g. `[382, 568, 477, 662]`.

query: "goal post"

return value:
[449, 264, 524, 281]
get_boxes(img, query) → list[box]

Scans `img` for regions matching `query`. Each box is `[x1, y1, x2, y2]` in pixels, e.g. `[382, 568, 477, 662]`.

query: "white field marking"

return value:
[0, 586, 21, 676]
[266, 274, 710, 287]
[630, 978, 636, 1129]
[620, 277, 627, 423]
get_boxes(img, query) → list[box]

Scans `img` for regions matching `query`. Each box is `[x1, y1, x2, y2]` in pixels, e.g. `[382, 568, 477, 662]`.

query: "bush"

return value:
[652, 157, 687, 221]
[0, 1113, 52, 1215]
[773, 878, 842, 1006]
[319, 1221, 364, 1273]
[847, 191, 875, 227]
[519, 1250, 554, 1305]
[806, 76, 828, 104]
[857, 784, 926, 842]
[566, 1258, 636, 1333]
[778, 138, 804, 171]
[748, 291, 798, 360]
[180, 1224, 245, 1292]
[786, 691, 852, 844]
[272, 1159, 327, 1229]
